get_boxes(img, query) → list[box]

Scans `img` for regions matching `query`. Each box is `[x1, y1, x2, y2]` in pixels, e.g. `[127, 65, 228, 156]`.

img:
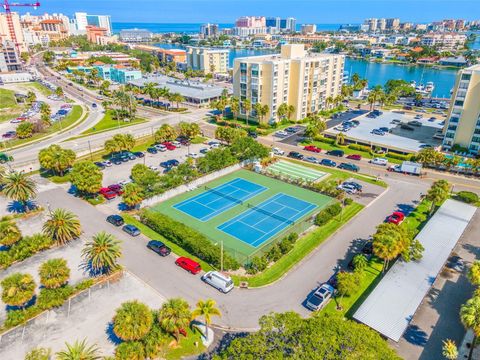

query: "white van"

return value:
[202, 271, 234, 293]
[370, 157, 388, 166]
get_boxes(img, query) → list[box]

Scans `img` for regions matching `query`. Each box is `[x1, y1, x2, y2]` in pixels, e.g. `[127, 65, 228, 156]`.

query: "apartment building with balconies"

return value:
[233, 44, 344, 123]
[186, 47, 229, 74]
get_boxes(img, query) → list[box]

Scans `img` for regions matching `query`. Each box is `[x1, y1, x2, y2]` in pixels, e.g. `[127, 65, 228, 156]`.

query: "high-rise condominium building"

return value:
[443, 65, 480, 154]
[386, 18, 400, 30]
[233, 44, 344, 123]
[364, 18, 378, 32]
[186, 47, 229, 74]
[301, 24, 317, 35]
[74, 12, 112, 35]
[0, 12, 26, 51]
[200, 23, 219, 38]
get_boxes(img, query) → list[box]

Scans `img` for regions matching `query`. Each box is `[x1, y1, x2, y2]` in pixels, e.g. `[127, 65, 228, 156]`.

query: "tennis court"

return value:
[267, 160, 328, 182]
[217, 193, 317, 247]
[173, 178, 267, 221]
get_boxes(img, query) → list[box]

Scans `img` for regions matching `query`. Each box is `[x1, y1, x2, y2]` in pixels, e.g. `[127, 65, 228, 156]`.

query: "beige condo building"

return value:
[186, 47, 229, 74]
[443, 64, 480, 154]
[233, 44, 344, 123]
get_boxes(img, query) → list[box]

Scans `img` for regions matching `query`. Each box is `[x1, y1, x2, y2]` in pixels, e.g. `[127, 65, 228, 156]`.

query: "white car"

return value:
[370, 157, 388, 166]
[187, 153, 200, 159]
[274, 130, 288, 138]
[154, 144, 167, 152]
[210, 143, 221, 149]
[305, 284, 335, 311]
[118, 179, 132, 186]
[102, 160, 112, 167]
[272, 147, 285, 156]
[148, 165, 159, 171]
[337, 184, 357, 194]
[172, 141, 181, 147]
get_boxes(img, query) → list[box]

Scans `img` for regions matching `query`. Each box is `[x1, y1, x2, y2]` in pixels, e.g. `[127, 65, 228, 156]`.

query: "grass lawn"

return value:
[232, 202, 364, 287]
[164, 327, 205, 360]
[285, 158, 388, 188]
[150, 169, 333, 263]
[5, 105, 84, 149]
[80, 110, 146, 135]
[0, 88, 23, 123]
[21, 82, 53, 96]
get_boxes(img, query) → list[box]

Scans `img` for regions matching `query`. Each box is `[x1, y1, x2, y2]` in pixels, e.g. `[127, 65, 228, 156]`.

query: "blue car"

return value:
[320, 159, 337, 167]
[371, 129, 386, 136]
[122, 224, 141, 237]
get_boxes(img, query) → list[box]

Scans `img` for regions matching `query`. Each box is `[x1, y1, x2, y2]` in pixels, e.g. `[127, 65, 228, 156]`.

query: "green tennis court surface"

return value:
[267, 160, 328, 182]
[149, 169, 332, 263]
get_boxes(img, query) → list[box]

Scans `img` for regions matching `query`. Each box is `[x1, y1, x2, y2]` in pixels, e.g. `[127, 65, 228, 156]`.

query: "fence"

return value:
[0, 271, 124, 349]
[140, 161, 250, 208]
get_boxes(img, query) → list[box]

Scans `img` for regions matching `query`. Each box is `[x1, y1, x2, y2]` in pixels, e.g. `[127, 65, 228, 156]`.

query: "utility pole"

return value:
[221, 239, 224, 272]
[88, 140, 93, 160]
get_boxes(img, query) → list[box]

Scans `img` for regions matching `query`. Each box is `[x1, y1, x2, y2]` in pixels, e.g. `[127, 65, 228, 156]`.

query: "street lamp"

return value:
[214, 240, 224, 272]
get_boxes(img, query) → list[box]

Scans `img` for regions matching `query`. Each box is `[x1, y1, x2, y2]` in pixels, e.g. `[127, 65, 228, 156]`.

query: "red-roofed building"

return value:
[86, 25, 115, 45]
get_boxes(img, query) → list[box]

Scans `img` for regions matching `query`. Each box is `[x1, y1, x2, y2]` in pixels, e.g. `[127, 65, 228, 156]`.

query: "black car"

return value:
[168, 159, 179, 167]
[111, 157, 122, 165]
[94, 162, 106, 170]
[326, 150, 344, 157]
[285, 127, 298, 133]
[343, 181, 362, 191]
[288, 151, 304, 160]
[160, 161, 171, 168]
[338, 163, 359, 172]
[361, 242, 373, 255]
[147, 240, 171, 257]
[400, 124, 415, 131]
[248, 131, 258, 138]
[122, 224, 141, 236]
[320, 159, 336, 167]
[106, 214, 124, 226]
[133, 151, 145, 158]
[147, 147, 158, 154]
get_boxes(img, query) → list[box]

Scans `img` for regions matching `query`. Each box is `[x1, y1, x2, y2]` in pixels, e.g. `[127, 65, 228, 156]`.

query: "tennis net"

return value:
[247, 203, 295, 225]
[204, 186, 244, 205]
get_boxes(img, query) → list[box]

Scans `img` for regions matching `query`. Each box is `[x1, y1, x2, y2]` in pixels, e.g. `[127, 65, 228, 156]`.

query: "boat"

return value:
[425, 82, 435, 93]
[410, 80, 416, 88]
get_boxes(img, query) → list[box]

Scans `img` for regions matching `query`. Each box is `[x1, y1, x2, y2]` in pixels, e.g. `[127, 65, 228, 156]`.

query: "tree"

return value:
[39, 258, 70, 289]
[55, 86, 64, 97]
[42, 208, 81, 245]
[0, 220, 21, 247]
[373, 223, 408, 270]
[26, 91, 36, 106]
[2, 170, 37, 208]
[286, 105, 295, 121]
[154, 124, 177, 143]
[460, 296, 480, 360]
[16, 122, 34, 138]
[38, 145, 76, 176]
[113, 301, 153, 341]
[367, 86, 385, 110]
[230, 96, 240, 120]
[170, 92, 185, 108]
[82, 232, 122, 275]
[304, 114, 326, 138]
[468, 261, 480, 287]
[55, 339, 101, 360]
[158, 298, 192, 343]
[115, 341, 145, 360]
[229, 136, 269, 161]
[426, 180, 450, 214]
[122, 183, 144, 208]
[213, 312, 401, 359]
[130, 164, 160, 191]
[352, 254, 368, 271]
[178, 122, 200, 139]
[215, 127, 247, 145]
[415, 148, 445, 166]
[277, 103, 288, 122]
[442, 339, 458, 360]
[192, 299, 221, 338]
[336, 271, 361, 308]
[242, 99, 252, 125]
[1, 273, 36, 308]
[24, 347, 52, 360]
[70, 161, 103, 195]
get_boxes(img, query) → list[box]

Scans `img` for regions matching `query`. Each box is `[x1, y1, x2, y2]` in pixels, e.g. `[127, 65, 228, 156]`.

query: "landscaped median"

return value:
[79, 110, 146, 137]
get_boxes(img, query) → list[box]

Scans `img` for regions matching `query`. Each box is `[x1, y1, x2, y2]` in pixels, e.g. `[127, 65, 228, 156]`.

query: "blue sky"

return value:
[19, 0, 480, 23]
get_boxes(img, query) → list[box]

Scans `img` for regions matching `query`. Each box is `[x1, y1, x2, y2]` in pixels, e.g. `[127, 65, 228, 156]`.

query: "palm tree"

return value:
[230, 97, 240, 120]
[352, 254, 368, 271]
[460, 296, 480, 360]
[81, 232, 122, 275]
[325, 96, 334, 109]
[0, 220, 21, 247]
[425, 181, 450, 214]
[351, 72, 360, 86]
[2, 171, 37, 210]
[242, 99, 252, 126]
[55, 339, 101, 360]
[39, 258, 70, 289]
[191, 299, 221, 339]
[442, 339, 458, 360]
[113, 301, 153, 341]
[42, 208, 81, 245]
[122, 183, 144, 209]
[286, 105, 295, 121]
[25, 347, 52, 360]
[367, 86, 385, 111]
[468, 261, 480, 287]
[1, 273, 36, 309]
[373, 233, 402, 271]
[209, 64, 216, 84]
[277, 103, 288, 122]
[158, 298, 192, 343]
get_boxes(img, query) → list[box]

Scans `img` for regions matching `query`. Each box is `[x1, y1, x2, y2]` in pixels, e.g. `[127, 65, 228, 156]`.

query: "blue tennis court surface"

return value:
[217, 193, 317, 247]
[173, 178, 267, 221]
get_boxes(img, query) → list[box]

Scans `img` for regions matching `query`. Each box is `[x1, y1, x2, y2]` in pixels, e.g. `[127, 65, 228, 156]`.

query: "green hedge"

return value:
[314, 202, 342, 226]
[0, 234, 53, 269]
[456, 191, 479, 204]
[139, 210, 240, 270]
[386, 152, 413, 161]
[313, 136, 336, 145]
[348, 144, 372, 153]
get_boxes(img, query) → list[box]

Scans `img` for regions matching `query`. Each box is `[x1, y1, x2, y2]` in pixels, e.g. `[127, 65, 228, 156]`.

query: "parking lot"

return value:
[325, 111, 444, 153]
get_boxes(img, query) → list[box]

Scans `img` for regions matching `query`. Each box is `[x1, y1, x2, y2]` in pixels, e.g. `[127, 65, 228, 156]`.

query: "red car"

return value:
[162, 142, 176, 151]
[346, 154, 362, 161]
[175, 257, 202, 274]
[99, 188, 117, 200]
[387, 211, 405, 225]
[108, 184, 124, 195]
[304, 145, 321, 153]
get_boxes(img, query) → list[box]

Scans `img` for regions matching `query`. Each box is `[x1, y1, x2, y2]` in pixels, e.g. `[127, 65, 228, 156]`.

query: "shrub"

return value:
[142, 323, 169, 359]
[348, 143, 372, 153]
[113, 301, 153, 341]
[386, 152, 412, 161]
[36, 286, 74, 310]
[4, 234, 53, 267]
[246, 256, 268, 275]
[115, 341, 145, 360]
[4, 307, 38, 328]
[315, 202, 342, 226]
[74, 279, 95, 292]
[344, 198, 353, 206]
[140, 210, 240, 270]
[456, 191, 479, 204]
[313, 135, 335, 145]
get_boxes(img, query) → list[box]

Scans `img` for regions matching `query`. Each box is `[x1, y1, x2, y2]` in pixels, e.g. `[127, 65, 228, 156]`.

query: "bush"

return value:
[115, 341, 145, 360]
[140, 210, 240, 270]
[4, 306, 38, 328]
[36, 286, 74, 310]
[74, 279, 95, 292]
[246, 256, 268, 275]
[456, 191, 479, 204]
[265, 244, 283, 262]
[348, 144, 372, 153]
[315, 202, 342, 226]
[344, 198, 353, 206]
[142, 323, 169, 359]
[386, 152, 412, 161]
[313, 135, 335, 145]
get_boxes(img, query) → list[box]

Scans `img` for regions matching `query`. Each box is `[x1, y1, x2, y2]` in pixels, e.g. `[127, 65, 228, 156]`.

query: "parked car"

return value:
[285, 127, 298, 133]
[408, 120, 422, 127]
[288, 151, 304, 160]
[391, 119, 402, 124]
[122, 224, 141, 237]
[202, 271, 234, 293]
[370, 157, 388, 166]
[133, 151, 144, 158]
[378, 127, 390, 133]
[305, 284, 335, 311]
[147, 240, 171, 257]
[361, 241, 373, 255]
[147, 147, 158, 154]
[106, 214, 124, 226]
[172, 141, 182, 147]
[175, 257, 202, 274]
[304, 156, 318, 163]
[154, 144, 167, 152]
[304, 145, 321, 153]
[371, 129, 386, 136]
[337, 163, 359, 172]
[94, 162, 106, 170]
[387, 211, 405, 225]
[102, 160, 112, 167]
[337, 183, 357, 194]
[274, 130, 288, 138]
[320, 159, 336, 167]
[401, 124, 415, 131]
[326, 150, 344, 157]
[111, 157, 122, 165]
[187, 153, 200, 159]
[199, 148, 209, 154]
[161, 142, 176, 151]
[346, 154, 361, 161]
[343, 181, 363, 192]
[108, 184, 123, 195]
[272, 147, 285, 156]
[99, 187, 116, 200]
[248, 130, 258, 138]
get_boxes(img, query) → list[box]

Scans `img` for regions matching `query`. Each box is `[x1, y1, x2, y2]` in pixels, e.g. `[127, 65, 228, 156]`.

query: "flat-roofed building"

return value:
[186, 47, 229, 74]
[233, 44, 344, 123]
[119, 28, 153, 42]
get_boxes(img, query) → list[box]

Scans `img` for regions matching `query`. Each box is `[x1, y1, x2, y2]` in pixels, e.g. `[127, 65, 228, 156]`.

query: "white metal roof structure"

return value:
[353, 199, 477, 342]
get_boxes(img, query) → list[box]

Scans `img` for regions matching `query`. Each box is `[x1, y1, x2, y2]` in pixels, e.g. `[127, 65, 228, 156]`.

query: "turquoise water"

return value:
[154, 43, 458, 98]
